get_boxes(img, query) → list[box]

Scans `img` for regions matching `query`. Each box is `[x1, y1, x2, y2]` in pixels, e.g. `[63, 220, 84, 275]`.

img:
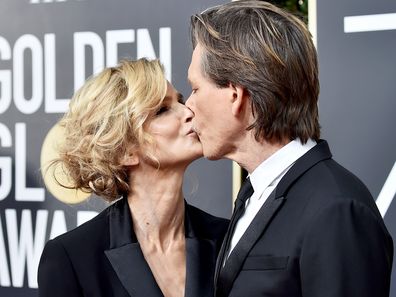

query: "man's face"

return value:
[186, 44, 237, 160]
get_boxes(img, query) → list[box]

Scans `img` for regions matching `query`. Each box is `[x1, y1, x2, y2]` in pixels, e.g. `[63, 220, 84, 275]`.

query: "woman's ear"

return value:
[230, 83, 249, 116]
[120, 148, 140, 166]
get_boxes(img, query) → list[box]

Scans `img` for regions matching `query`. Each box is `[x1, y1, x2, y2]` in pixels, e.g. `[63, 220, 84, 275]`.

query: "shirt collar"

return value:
[249, 138, 316, 196]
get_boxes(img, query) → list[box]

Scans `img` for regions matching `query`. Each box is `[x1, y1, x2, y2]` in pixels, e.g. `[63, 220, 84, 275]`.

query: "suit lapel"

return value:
[104, 199, 218, 297]
[216, 140, 333, 297]
[184, 205, 217, 297]
[216, 190, 285, 297]
[104, 198, 163, 297]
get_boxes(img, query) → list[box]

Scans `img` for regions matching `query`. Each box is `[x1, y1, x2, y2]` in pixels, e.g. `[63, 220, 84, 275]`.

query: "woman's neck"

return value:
[127, 166, 186, 250]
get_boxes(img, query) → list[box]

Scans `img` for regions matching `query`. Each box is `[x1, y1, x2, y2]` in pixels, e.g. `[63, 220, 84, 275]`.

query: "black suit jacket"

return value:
[216, 140, 393, 297]
[38, 198, 228, 297]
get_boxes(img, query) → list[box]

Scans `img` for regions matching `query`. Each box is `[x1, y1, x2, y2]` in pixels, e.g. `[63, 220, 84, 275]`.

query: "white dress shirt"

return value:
[226, 138, 317, 260]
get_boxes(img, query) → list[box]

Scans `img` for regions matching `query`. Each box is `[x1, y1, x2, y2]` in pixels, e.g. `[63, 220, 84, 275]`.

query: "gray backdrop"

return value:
[317, 0, 396, 295]
[0, 0, 231, 296]
[1, 0, 395, 296]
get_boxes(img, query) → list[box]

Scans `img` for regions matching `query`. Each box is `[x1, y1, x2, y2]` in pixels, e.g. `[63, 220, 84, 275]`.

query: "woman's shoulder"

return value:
[46, 199, 122, 249]
[38, 201, 124, 295]
[186, 203, 229, 240]
[186, 203, 228, 223]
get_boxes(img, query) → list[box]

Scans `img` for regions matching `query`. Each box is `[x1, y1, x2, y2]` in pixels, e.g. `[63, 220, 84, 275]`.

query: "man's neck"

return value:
[225, 133, 289, 174]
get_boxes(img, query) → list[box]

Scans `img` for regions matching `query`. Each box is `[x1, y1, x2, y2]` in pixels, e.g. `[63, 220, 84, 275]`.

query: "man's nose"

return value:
[183, 104, 194, 122]
[185, 95, 193, 109]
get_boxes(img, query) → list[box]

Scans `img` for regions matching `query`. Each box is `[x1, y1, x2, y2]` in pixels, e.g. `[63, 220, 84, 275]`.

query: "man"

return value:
[186, 1, 393, 296]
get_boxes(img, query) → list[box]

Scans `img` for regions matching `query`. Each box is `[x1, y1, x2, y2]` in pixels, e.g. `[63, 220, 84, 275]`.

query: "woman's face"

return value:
[142, 82, 203, 168]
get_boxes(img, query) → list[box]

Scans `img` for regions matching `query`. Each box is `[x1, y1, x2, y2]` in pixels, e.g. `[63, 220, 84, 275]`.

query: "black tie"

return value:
[215, 177, 254, 282]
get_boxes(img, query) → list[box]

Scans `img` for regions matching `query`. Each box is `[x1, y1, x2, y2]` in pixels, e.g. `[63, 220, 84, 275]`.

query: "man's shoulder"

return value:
[288, 147, 380, 216]
[289, 139, 370, 195]
[302, 155, 371, 196]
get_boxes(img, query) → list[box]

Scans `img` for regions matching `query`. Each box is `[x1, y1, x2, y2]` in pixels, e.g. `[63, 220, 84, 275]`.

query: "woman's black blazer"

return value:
[38, 198, 229, 297]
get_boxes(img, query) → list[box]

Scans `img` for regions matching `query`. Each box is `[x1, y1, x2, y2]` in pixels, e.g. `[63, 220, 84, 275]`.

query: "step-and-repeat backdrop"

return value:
[1, 0, 395, 296]
[0, 1, 231, 296]
[317, 0, 396, 295]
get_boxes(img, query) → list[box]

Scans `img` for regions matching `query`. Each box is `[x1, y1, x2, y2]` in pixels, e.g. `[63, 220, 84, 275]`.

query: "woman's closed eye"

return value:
[155, 106, 169, 116]
[178, 93, 185, 104]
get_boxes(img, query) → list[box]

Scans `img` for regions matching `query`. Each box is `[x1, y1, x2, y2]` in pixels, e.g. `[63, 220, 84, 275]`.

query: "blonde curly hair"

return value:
[55, 59, 167, 201]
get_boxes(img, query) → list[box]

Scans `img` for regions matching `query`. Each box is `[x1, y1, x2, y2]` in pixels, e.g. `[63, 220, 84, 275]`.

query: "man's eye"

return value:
[155, 106, 169, 116]
[191, 89, 197, 94]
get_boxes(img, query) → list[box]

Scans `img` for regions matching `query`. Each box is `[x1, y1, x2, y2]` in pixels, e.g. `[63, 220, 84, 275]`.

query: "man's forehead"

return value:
[192, 43, 203, 61]
[188, 44, 203, 82]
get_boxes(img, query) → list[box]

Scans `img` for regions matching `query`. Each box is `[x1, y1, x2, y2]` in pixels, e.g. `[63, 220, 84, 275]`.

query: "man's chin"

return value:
[201, 142, 225, 160]
[203, 151, 222, 161]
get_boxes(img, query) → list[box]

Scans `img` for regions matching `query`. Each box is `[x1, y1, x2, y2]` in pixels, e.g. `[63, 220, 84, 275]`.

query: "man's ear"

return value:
[120, 149, 140, 166]
[230, 83, 249, 116]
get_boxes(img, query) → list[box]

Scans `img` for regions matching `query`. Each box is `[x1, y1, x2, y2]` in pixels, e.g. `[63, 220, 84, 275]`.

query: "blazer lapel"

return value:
[216, 140, 333, 297]
[104, 199, 219, 297]
[104, 198, 163, 297]
[216, 190, 285, 297]
[184, 205, 217, 297]
[105, 244, 163, 297]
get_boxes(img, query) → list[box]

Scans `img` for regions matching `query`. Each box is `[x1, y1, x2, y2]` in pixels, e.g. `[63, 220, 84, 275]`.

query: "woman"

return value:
[38, 59, 228, 297]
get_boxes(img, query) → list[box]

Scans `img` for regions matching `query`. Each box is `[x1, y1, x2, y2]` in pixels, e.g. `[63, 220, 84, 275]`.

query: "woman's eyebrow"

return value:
[177, 92, 184, 103]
